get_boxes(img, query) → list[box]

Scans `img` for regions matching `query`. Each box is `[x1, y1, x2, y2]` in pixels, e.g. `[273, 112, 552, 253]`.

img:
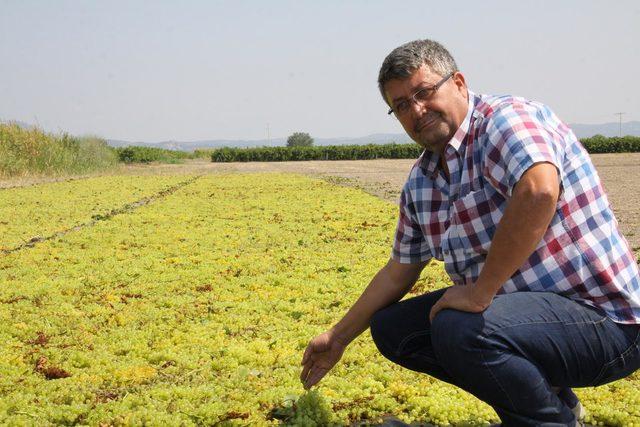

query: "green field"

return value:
[0, 174, 638, 426]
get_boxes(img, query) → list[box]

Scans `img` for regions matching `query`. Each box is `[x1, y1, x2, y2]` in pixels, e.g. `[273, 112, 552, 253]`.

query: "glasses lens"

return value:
[394, 101, 409, 115]
[414, 87, 433, 102]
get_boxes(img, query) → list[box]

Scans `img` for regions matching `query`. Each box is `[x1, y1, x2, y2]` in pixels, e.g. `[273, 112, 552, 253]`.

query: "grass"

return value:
[0, 123, 118, 178]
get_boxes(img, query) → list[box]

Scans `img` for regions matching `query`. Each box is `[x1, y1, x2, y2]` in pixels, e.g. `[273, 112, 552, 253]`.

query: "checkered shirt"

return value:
[392, 90, 640, 324]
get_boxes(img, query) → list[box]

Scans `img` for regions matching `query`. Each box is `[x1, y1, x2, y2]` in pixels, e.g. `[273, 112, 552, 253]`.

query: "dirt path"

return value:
[2, 153, 639, 251]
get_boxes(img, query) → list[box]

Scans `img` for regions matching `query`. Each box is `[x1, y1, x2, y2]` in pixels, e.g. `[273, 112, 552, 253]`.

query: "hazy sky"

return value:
[1, 1, 639, 142]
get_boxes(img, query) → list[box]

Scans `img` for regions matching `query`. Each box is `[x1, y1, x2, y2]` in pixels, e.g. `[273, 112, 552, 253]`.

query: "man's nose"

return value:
[408, 98, 427, 117]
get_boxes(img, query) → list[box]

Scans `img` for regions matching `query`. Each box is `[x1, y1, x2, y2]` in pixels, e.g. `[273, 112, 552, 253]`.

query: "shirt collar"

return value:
[419, 89, 478, 177]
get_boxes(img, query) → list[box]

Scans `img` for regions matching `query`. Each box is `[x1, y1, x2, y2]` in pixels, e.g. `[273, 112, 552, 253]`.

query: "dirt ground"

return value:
[2, 153, 638, 251]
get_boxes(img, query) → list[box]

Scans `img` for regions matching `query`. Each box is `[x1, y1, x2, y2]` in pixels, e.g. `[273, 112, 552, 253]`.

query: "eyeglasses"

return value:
[387, 72, 455, 117]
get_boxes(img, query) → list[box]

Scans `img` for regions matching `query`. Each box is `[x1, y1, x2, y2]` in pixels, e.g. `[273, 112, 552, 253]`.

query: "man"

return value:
[300, 39, 640, 426]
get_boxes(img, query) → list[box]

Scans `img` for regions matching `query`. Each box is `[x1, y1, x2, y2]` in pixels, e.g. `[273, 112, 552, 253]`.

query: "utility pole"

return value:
[614, 112, 625, 137]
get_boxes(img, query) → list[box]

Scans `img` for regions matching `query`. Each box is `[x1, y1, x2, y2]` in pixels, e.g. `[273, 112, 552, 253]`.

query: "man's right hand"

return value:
[300, 330, 347, 390]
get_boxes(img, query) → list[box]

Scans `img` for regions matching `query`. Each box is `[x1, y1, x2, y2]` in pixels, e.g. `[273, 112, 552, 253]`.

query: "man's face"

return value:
[384, 64, 469, 154]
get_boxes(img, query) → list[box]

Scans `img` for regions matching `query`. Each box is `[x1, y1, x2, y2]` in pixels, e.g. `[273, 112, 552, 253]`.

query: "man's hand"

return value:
[298, 259, 428, 390]
[300, 330, 347, 390]
[428, 284, 492, 323]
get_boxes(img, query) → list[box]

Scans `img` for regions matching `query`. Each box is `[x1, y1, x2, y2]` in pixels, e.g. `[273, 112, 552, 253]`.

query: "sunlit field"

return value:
[1, 174, 638, 425]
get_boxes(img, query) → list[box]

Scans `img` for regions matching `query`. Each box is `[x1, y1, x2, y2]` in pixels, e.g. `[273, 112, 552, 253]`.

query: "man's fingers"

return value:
[304, 367, 328, 390]
[429, 300, 441, 323]
[302, 340, 318, 365]
[300, 361, 312, 383]
[429, 291, 449, 323]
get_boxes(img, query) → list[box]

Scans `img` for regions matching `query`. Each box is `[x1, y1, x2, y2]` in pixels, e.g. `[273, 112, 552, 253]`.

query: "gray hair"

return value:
[378, 39, 458, 104]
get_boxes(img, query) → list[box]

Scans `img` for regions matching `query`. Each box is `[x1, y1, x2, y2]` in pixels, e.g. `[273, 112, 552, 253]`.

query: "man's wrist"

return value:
[329, 326, 352, 348]
[470, 281, 497, 309]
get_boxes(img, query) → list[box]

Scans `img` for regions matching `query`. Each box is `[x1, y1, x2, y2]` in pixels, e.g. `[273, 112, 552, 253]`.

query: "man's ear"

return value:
[453, 72, 467, 94]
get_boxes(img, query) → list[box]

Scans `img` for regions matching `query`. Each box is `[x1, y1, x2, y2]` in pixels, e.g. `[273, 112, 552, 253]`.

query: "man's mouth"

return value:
[415, 114, 439, 133]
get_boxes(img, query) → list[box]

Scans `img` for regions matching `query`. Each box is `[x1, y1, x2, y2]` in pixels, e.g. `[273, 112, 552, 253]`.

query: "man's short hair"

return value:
[378, 39, 458, 104]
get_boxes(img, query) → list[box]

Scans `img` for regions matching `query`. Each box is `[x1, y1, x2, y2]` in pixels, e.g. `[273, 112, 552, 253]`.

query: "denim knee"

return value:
[369, 307, 397, 360]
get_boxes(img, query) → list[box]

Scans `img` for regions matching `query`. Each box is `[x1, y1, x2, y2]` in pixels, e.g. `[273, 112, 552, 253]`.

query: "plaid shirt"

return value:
[392, 91, 640, 324]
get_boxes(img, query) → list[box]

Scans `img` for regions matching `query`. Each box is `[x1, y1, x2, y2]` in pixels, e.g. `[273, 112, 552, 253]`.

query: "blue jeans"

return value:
[369, 288, 640, 426]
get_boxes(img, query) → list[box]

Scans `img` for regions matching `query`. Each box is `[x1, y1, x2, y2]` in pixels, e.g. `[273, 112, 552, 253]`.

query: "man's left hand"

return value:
[429, 285, 493, 323]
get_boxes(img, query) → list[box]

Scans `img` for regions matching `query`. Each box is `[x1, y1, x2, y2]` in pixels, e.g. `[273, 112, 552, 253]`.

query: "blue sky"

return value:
[1, 0, 638, 141]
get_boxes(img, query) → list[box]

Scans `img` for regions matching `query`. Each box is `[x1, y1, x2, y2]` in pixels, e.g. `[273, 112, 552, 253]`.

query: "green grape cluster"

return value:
[273, 390, 338, 426]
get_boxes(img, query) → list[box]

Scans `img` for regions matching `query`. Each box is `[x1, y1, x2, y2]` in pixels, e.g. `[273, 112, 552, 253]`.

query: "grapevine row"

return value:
[205, 137, 640, 163]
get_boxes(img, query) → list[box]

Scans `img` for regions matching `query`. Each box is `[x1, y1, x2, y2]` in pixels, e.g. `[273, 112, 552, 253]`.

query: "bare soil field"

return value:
[2, 153, 638, 252]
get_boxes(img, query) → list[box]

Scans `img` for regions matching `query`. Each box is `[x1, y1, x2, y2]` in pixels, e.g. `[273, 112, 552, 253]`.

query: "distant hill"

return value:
[106, 122, 640, 152]
[105, 133, 415, 152]
[3, 118, 639, 151]
[568, 121, 640, 139]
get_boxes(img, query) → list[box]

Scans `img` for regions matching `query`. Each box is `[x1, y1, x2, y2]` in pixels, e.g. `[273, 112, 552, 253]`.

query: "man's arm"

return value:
[332, 258, 428, 346]
[301, 258, 428, 389]
[429, 162, 559, 321]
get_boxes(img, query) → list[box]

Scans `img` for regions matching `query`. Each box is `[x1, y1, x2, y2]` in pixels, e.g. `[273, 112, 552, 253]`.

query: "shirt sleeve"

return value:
[482, 101, 566, 198]
[391, 184, 432, 264]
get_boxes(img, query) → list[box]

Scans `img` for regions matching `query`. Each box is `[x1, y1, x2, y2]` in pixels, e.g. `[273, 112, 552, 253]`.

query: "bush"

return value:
[193, 149, 215, 159]
[580, 135, 640, 153]
[114, 146, 194, 163]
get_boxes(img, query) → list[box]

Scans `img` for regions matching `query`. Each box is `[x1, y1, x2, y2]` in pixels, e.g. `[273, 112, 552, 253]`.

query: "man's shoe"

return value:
[487, 396, 586, 427]
[571, 400, 587, 426]
[554, 386, 587, 425]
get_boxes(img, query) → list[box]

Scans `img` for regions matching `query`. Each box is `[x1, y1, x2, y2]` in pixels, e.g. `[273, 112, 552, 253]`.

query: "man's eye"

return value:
[395, 101, 409, 112]
[414, 88, 433, 101]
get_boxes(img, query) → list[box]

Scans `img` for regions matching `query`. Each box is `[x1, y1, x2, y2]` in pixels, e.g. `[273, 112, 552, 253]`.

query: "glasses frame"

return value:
[387, 72, 456, 116]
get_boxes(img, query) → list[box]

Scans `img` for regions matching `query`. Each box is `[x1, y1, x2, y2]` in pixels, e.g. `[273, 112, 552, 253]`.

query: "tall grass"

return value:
[0, 122, 118, 178]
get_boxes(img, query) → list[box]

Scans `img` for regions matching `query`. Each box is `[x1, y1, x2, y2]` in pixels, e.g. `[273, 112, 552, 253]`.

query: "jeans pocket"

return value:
[591, 326, 640, 386]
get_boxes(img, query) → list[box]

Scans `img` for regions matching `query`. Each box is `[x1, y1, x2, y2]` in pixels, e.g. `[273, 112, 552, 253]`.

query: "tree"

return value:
[286, 132, 314, 147]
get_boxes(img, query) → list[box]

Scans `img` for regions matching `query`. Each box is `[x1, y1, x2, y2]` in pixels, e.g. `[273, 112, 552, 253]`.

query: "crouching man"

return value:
[300, 39, 640, 426]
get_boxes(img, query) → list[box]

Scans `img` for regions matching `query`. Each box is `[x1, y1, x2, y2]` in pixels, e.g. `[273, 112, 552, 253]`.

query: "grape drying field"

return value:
[1, 173, 639, 426]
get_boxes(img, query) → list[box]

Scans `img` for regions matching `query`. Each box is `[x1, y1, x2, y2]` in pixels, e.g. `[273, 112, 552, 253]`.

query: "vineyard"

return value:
[1, 173, 639, 425]
[208, 144, 423, 163]
[206, 137, 640, 163]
